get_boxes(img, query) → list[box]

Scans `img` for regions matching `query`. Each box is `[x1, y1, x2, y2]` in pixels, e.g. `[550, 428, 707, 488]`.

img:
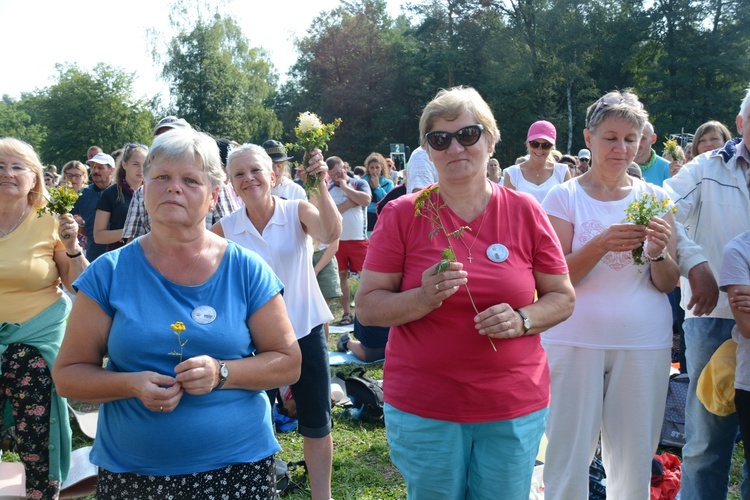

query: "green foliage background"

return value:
[1, 0, 748, 168]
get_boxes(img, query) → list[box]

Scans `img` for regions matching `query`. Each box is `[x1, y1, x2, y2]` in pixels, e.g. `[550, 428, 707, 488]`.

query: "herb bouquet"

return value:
[624, 192, 677, 265]
[415, 185, 496, 351]
[286, 112, 342, 196]
[36, 185, 80, 239]
[663, 138, 684, 162]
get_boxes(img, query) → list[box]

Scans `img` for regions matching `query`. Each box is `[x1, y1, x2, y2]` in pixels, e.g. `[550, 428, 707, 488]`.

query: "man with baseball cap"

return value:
[577, 148, 591, 173]
[72, 152, 116, 261]
[263, 140, 306, 201]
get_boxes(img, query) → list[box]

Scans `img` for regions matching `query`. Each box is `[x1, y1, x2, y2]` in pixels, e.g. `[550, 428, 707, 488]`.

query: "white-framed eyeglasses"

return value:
[0, 163, 32, 174]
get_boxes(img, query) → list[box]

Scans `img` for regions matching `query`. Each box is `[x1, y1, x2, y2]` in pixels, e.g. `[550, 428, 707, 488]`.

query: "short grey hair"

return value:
[227, 144, 272, 174]
[740, 84, 750, 119]
[144, 129, 225, 188]
[585, 90, 649, 133]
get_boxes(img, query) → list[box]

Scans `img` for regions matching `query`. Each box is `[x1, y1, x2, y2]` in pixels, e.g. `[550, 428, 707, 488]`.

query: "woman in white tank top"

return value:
[503, 120, 571, 203]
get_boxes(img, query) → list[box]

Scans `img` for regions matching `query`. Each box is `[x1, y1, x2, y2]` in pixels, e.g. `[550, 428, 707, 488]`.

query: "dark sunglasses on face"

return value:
[528, 140, 553, 150]
[580, 158, 590, 162]
[425, 125, 484, 151]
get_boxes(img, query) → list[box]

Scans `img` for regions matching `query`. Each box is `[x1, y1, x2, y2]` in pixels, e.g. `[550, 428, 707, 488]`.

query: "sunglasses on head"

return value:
[590, 96, 644, 122]
[528, 140, 553, 150]
[425, 125, 484, 151]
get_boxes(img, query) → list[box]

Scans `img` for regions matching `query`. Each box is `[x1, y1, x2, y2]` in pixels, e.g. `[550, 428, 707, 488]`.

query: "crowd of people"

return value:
[1, 80, 749, 499]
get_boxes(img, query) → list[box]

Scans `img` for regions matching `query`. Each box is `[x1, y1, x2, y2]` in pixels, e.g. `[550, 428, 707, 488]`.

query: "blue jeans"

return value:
[681, 318, 744, 499]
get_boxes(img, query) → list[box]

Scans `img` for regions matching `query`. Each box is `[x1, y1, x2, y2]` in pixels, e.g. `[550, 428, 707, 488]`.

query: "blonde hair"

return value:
[61, 160, 89, 188]
[0, 137, 45, 208]
[419, 86, 501, 147]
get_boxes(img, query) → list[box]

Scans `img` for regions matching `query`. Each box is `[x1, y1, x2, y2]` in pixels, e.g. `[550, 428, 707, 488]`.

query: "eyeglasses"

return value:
[425, 125, 484, 151]
[0, 163, 31, 174]
[579, 158, 590, 162]
[65, 173, 84, 179]
[528, 140, 553, 150]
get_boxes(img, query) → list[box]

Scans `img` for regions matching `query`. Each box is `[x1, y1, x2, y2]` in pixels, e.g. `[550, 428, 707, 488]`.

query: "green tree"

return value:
[161, 12, 282, 143]
[33, 64, 153, 166]
[0, 96, 46, 151]
[281, 0, 411, 162]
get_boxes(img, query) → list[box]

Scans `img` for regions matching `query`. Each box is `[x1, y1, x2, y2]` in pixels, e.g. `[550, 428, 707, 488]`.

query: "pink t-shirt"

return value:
[364, 183, 568, 422]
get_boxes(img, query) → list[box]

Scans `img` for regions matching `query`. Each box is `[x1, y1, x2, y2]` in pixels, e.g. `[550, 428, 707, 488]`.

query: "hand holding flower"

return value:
[132, 371, 183, 413]
[174, 355, 222, 396]
[287, 112, 342, 196]
[57, 213, 81, 251]
[624, 193, 677, 264]
[644, 216, 671, 259]
[37, 185, 80, 239]
[420, 260, 467, 310]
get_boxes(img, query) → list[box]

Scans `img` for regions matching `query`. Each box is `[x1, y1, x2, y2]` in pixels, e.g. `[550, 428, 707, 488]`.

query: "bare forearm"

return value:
[356, 288, 433, 327]
[94, 228, 124, 245]
[309, 189, 343, 244]
[346, 189, 371, 207]
[315, 244, 338, 274]
[649, 255, 680, 292]
[522, 290, 575, 335]
[54, 364, 143, 404]
[221, 349, 301, 391]
[60, 256, 88, 292]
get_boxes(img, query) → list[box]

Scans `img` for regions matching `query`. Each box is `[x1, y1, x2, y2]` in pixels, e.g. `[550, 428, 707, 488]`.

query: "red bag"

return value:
[650, 452, 681, 500]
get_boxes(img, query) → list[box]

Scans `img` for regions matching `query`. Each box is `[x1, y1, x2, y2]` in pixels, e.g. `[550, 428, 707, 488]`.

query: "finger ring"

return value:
[435, 283, 440, 291]
[160, 406, 163, 412]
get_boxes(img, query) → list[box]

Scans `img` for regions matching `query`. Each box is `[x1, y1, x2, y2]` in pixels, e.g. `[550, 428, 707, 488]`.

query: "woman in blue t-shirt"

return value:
[53, 129, 301, 498]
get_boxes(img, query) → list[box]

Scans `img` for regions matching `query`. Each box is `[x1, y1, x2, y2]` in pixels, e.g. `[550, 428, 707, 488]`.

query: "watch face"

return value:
[220, 364, 229, 378]
[524, 318, 531, 330]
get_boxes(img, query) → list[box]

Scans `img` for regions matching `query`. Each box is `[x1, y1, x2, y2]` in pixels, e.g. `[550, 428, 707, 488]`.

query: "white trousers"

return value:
[542, 344, 671, 500]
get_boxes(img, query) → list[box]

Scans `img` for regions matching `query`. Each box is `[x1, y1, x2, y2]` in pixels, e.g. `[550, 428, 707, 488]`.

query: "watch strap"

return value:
[215, 359, 228, 390]
[515, 309, 531, 333]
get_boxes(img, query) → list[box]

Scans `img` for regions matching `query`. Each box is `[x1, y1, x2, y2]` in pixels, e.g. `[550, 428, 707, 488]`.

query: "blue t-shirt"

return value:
[74, 239, 284, 475]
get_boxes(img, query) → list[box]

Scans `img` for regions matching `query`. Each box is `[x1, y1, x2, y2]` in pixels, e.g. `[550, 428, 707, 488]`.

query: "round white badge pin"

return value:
[191, 305, 217, 325]
[487, 243, 509, 263]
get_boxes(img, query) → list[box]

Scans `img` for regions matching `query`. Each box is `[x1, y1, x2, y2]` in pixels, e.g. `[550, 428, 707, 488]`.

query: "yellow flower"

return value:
[170, 321, 186, 333]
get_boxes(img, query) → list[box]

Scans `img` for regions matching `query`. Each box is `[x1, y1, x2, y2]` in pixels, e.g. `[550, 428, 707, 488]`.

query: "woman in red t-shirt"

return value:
[356, 86, 575, 499]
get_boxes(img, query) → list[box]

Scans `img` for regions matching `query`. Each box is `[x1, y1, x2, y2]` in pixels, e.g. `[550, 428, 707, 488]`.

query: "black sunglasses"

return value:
[528, 140, 553, 150]
[425, 125, 484, 151]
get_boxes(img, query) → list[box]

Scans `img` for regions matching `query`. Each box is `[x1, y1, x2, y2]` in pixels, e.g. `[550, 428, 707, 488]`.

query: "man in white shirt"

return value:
[326, 156, 371, 325]
[405, 146, 438, 193]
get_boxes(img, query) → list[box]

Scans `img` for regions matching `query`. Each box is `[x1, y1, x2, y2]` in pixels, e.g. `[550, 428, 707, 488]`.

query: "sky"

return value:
[0, 0, 406, 102]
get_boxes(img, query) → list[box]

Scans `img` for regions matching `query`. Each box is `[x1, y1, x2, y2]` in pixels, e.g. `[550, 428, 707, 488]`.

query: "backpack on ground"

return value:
[336, 367, 384, 422]
[660, 373, 689, 447]
[275, 459, 306, 497]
